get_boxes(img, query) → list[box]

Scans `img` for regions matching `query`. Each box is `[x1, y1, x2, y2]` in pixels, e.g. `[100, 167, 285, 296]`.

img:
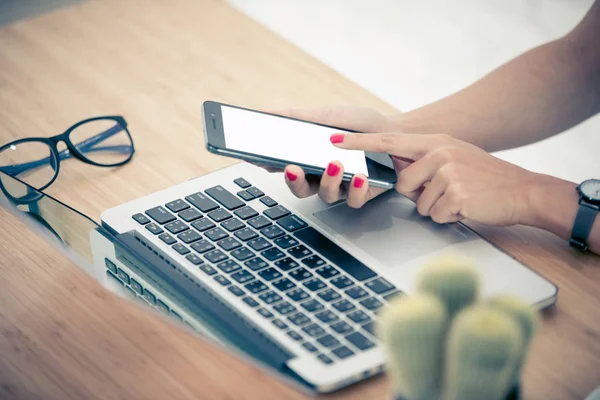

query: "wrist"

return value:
[522, 174, 579, 239]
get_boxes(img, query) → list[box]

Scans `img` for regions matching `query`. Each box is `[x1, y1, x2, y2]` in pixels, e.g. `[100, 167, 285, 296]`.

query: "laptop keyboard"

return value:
[131, 178, 402, 365]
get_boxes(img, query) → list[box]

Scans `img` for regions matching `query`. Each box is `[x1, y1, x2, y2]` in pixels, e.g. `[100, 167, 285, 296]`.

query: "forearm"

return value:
[524, 175, 600, 255]
[391, 3, 600, 152]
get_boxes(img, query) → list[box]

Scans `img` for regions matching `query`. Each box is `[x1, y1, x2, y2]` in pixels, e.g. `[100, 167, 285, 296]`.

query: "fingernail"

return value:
[286, 171, 297, 181]
[327, 163, 340, 177]
[330, 133, 345, 144]
[353, 177, 364, 189]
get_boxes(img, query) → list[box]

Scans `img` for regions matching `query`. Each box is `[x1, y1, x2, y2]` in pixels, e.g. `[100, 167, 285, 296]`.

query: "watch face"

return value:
[580, 179, 600, 201]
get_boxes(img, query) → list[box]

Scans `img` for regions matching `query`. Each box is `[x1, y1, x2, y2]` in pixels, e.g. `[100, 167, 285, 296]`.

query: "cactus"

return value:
[444, 305, 523, 400]
[379, 294, 448, 400]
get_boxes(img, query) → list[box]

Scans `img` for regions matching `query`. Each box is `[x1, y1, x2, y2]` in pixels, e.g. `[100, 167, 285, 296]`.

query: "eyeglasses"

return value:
[0, 116, 134, 190]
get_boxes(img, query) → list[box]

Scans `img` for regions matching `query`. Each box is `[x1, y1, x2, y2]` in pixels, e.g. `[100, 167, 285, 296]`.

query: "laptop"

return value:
[101, 160, 558, 392]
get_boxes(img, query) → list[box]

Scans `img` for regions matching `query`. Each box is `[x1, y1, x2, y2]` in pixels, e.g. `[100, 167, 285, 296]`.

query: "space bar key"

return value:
[293, 227, 377, 282]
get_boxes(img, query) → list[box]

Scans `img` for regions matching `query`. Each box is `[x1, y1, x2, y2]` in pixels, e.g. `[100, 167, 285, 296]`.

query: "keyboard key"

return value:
[302, 255, 326, 269]
[145, 223, 164, 235]
[237, 190, 254, 201]
[130, 278, 143, 295]
[143, 288, 156, 305]
[231, 247, 255, 261]
[178, 230, 202, 244]
[274, 257, 299, 272]
[318, 289, 342, 302]
[247, 187, 264, 198]
[205, 185, 244, 210]
[315, 310, 339, 323]
[384, 290, 402, 302]
[243, 297, 259, 308]
[277, 215, 307, 232]
[170, 311, 183, 322]
[228, 285, 245, 297]
[276, 258, 306, 278]
[104, 258, 117, 274]
[132, 213, 151, 225]
[257, 308, 274, 319]
[218, 237, 242, 251]
[348, 310, 370, 324]
[295, 227, 377, 282]
[366, 277, 395, 295]
[248, 237, 272, 251]
[316, 266, 340, 279]
[244, 257, 268, 271]
[260, 196, 278, 207]
[248, 215, 272, 230]
[288, 245, 312, 259]
[271, 319, 288, 330]
[360, 297, 384, 311]
[263, 205, 290, 220]
[185, 253, 204, 265]
[245, 281, 268, 294]
[304, 278, 326, 292]
[331, 276, 353, 289]
[332, 346, 355, 359]
[331, 321, 353, 334]
[301, 299, 324, 313]
[207, 208, 232, 222]
[345, 331, 375, 351]
[191, 239, 215, 253]
[317, 354, 334, 365]
[185, 192, 219, 212]
[234, 206, 258, 220]
[231, 270, 255, 284]
[214, 275, 231, 286]
[158, 299, 170, 314]
[258, 267, 282, 281]
[116, 268, 130, 284]
[288, 312, 311, 326]
[274, 235, 299, 249]
[191, 218, 216, 232]
[286, 288, 309, 302]
[332, 299, 356, 313]
[198, 263, 217, 275]
[178, 208, 202, 222]
[234, 228, 258, 242]
[204, 249, 227, 263]
[261, 247, 285, 261]
[302, 342, 319, 353]
[165, 199, 189, 213]
[234, 177, 251, 188]
[317, 334, 341, 348]
[273, 301, 296, 315]
[261, 225, 285, 239]
[205, 227, 228, 241]
[346, 287, 368, 300]
[259, 291, 282, 305]
[172, 243, 190, 255]
[221, 218, 245, 232]
[286, 331, 302, 341]
[165, 220, 189, 234]
[216, 259, 241, 273]
[159, 233, 177, 245]
[145, 206, 176, 224]
[272, 278, 296, 292]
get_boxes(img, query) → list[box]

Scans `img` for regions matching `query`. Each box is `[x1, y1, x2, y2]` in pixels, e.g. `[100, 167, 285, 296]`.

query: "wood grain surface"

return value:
[0, 0, 599, 399]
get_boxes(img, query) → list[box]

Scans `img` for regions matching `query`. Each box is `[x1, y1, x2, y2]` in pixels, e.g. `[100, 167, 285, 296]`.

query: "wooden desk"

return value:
[0, 0, 599, 399]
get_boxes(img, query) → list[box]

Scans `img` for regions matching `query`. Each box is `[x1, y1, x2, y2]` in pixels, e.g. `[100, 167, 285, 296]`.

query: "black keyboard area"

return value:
[132, 178, 402, 365]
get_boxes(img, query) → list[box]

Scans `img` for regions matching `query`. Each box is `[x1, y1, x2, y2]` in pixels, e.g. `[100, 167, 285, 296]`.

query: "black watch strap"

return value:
[569, 202, 599, 251]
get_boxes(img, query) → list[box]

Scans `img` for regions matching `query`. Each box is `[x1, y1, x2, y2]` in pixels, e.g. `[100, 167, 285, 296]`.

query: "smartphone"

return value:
[202, 101, 397, 189]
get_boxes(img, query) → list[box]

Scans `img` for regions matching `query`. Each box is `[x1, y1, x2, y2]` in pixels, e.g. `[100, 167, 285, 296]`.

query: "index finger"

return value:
[331, 132, 439, 160]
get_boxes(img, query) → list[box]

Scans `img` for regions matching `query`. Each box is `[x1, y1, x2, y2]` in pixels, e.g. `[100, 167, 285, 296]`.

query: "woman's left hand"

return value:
[332, 132, 564, 227]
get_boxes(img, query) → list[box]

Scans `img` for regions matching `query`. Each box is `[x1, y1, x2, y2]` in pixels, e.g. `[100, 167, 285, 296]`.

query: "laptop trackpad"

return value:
[312, 191, 475, 267]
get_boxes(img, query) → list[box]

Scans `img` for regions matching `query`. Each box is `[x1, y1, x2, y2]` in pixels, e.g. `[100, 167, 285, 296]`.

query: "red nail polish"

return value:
[330, 134, 345, 144]
[286, 171, 297, 181]
[353, 177, 364, 188]
[327, 163, 340, 177]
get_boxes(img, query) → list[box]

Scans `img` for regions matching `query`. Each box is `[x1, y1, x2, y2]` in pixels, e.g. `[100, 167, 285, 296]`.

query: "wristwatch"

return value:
[569, 179, 600, 251]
